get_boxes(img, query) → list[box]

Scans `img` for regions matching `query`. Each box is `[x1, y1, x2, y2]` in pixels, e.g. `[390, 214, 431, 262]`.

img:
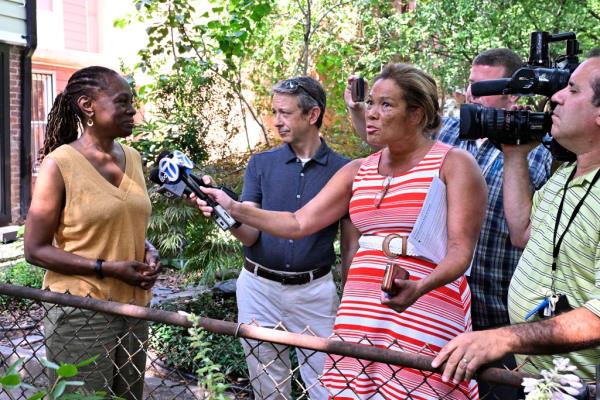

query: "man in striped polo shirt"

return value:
[433, 55, 600, 384]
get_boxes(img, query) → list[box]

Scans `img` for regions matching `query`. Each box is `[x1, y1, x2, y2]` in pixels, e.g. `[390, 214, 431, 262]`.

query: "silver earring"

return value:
[87, 119, 94, 127]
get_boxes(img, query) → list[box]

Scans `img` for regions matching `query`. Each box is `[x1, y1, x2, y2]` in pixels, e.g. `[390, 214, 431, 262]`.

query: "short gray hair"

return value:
[272, 76, 327, 128]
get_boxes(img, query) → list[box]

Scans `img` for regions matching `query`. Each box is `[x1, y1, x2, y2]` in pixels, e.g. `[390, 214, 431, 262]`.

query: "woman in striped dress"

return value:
[321, 141, 480, 399]
[196, 63, 487, 399]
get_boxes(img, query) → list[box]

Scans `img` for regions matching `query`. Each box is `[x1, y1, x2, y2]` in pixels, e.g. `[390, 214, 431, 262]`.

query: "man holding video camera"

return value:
[195, 76, 355, 400]
[346, 48, 552, 398]
[432, 55, 600, 385]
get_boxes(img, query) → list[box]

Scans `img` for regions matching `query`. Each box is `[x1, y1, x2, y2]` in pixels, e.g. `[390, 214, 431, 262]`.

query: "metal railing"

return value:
[0, 284, 596, 399]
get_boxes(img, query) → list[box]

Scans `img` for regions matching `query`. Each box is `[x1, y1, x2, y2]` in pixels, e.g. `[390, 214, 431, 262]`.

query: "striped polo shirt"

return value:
[508, 163, 600, 379]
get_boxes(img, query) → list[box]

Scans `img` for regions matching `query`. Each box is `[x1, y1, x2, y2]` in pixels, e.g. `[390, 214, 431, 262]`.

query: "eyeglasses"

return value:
[374, 175, 393, 208]
[281, 79, 323, 110]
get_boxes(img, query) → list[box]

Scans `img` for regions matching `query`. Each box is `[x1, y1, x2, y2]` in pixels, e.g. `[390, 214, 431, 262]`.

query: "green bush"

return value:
[149, 292, 246, 379]
[0, 261, 45, 288]
[183, 224, 243, 286]
[0, 261, 45, 308]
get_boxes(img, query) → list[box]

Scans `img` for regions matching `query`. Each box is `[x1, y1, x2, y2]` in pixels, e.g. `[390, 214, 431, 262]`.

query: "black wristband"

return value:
[95, 259, 105, 280]
[232, 221, 242, 229]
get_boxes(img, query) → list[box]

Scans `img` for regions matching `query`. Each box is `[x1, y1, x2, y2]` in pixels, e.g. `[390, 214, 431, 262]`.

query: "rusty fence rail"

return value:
[0, 283, 596, 399]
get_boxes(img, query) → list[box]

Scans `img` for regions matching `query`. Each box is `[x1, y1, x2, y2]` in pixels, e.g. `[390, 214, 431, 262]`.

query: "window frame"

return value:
[0, 43, 11, 225]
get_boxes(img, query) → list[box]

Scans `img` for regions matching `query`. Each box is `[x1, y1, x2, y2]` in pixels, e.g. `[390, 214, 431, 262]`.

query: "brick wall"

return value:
[9, 45, 22, 223]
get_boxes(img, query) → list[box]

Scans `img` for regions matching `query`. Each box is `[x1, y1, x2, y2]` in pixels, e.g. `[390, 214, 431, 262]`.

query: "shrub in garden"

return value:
[149, 291, 246, 380]
[0, 261, 45, 308]
[0, 261, 45, 288]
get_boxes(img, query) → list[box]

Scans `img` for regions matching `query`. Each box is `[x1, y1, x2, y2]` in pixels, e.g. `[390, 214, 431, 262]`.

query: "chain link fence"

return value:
[0, 283, 597, 399]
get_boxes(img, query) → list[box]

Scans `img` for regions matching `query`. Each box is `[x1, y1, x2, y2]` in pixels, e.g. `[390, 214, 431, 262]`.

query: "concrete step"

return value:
[0, 226, 19, 243]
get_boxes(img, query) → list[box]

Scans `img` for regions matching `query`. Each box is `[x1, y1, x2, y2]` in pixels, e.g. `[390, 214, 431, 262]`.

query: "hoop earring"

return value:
[86, 119, 94, 127]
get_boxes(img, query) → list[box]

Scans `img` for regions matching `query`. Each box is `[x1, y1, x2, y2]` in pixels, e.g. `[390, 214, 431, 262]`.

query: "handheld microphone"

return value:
[149, 150, 240, 231]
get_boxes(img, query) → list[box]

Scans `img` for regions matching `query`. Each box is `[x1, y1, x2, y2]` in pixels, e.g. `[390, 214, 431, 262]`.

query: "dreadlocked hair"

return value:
[40, 66, 119, 161]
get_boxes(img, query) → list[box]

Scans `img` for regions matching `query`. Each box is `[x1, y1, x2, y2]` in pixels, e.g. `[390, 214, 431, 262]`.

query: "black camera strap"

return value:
[551, 165, 600, 292]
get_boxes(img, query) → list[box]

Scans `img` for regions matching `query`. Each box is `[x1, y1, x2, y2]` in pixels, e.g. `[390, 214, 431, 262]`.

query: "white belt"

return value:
[358, 234, 419, 258]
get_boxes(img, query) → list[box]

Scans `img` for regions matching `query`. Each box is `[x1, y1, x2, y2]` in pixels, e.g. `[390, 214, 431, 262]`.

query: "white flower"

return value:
[523, 358, 584, 400]
[523, 377, 542, 393]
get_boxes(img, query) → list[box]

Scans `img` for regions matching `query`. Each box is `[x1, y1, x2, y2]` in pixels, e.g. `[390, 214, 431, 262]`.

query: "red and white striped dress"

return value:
[322, 142, 478, 400]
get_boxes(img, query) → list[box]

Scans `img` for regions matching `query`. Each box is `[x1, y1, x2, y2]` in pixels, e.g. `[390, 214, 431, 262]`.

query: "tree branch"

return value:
[310, 0, 354, 40]
[178, 24, 269, 143]
[295, 0, 307, 18]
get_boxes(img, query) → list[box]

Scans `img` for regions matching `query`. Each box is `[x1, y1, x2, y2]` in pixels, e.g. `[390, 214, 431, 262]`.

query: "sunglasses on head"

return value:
[281, 79, 323, 109]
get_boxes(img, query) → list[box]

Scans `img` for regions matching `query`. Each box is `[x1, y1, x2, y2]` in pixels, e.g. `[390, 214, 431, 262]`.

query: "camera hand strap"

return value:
[551, 165, 600, 292]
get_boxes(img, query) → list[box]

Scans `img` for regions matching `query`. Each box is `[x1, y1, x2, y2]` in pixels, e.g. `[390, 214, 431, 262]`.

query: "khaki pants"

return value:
[44, 305, 148, 400]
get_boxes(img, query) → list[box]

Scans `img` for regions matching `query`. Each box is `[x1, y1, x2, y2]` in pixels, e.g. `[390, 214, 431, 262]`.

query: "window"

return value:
[31, 72, 55, 175]
[0, 44, 10, 225]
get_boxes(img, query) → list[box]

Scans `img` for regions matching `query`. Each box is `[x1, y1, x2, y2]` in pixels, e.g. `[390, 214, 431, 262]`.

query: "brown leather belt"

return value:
[244, 259, 330, 285]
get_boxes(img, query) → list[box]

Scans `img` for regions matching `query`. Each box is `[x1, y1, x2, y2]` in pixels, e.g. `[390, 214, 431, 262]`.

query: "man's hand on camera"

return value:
[501, 105, 543, 156]
[501, 142, 539, 157]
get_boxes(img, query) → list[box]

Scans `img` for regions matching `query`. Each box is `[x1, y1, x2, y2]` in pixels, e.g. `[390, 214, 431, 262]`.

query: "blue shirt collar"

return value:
[284, 138, 330, 165]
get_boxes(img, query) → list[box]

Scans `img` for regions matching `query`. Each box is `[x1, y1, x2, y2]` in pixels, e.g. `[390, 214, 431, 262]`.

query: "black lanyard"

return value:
[551, 166, 600, 290]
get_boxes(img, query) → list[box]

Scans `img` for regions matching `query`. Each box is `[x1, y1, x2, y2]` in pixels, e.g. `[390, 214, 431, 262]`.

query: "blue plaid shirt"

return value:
[438, 117, 553, 329]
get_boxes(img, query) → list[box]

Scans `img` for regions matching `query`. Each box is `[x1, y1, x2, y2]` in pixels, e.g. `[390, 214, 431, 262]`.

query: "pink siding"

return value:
[63, 0, 100, 52]
[38, 0, 53, 11]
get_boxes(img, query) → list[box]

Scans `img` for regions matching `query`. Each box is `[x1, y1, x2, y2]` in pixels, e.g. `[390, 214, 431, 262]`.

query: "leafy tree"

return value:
[360, 0, 599, 96]
[118, 0, 599, 276]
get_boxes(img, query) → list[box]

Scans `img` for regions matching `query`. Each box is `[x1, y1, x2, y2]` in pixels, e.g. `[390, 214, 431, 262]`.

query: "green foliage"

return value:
[361, 0, 599, 94]
[183, 221, 243, 285]
[0, 356, 114, 400]
[119, 0, 276, 161]
[0, 261, 45, 288]
[148, 324, 198, 371]
[144, 190, 196, 259]
[0, 261, 45, 308]
[149, 292, 246, 379]
[187, 313, 229, 399]
[142, 185, 243, 284]
[118, 0, 600, 291]
[120, 0, 600, 160]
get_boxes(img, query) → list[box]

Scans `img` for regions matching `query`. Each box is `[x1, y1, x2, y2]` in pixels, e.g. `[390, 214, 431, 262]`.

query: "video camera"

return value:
[459, 31, 580, 161]
[148, 150, 240, 231]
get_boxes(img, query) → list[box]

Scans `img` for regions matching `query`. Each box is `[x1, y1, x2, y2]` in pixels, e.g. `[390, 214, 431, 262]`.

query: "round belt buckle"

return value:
[381, 233, 409, 259]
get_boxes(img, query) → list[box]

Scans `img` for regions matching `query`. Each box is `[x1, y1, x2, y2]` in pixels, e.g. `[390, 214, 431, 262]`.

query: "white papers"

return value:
[408, 177, 448, 264]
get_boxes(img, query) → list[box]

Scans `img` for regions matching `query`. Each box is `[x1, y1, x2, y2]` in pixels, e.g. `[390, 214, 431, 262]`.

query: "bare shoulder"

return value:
[327, 158, 364, 189]
[36, 157, 64, 186]
[31, 157, 65, 202]
[343, 158, 364, 174]
[445, 147, 476, 164]
[441, 148, 480, 181]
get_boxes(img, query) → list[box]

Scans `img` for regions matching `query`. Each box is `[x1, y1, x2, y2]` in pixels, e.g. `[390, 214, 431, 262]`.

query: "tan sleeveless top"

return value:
[42, 144, 152, 305]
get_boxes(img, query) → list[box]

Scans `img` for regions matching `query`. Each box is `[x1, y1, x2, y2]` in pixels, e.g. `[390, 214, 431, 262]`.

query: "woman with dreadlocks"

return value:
[24, 66, 160, 400]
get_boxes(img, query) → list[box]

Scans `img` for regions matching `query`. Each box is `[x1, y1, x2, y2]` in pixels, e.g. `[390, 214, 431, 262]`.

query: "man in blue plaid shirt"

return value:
[346, 48, 553, 399]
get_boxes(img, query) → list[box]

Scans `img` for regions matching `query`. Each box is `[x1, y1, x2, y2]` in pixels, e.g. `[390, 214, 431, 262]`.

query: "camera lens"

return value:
[459, 104, 483, 140]
[459, 103, 551, 144]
